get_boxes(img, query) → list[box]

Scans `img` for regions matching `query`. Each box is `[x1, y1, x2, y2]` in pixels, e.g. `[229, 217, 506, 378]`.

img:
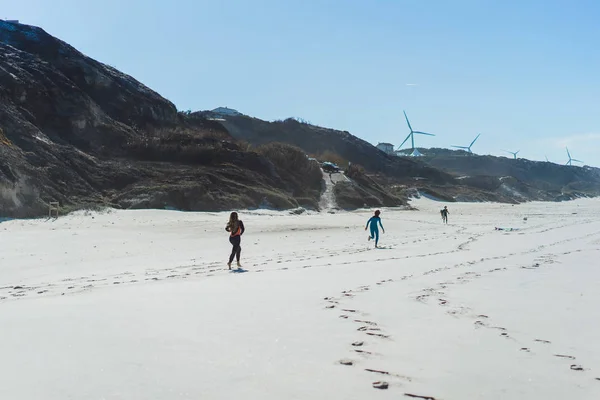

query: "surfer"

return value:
[365, 210, 385, 248]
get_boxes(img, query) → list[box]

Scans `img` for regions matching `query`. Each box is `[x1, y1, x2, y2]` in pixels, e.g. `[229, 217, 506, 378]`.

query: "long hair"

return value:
[226, 212, 239, 232]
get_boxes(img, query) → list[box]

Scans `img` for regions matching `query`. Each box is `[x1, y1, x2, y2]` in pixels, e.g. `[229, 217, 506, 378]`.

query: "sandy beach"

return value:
[1, 198, 599, 399]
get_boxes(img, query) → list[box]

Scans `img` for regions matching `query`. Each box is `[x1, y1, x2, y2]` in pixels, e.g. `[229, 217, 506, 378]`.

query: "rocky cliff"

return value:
[0, 21, 323, 217]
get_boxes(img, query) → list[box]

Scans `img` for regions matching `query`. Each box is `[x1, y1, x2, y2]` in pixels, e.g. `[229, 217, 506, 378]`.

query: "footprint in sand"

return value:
[354, 319, 377, 326]
[366, 368, 390, 376]
[570, 364, 585, 371]
[352, 341, 365, 347]
[404, 394, 437, 400]
[372, 381, 389, 390]
[339, 359, 354, 366]
[555, 354, 576, 360]
[366, 332, 390, 339]
[534, 339, 551, 344]
[520, 348, 531, 352]
[357, 326, 381, 332]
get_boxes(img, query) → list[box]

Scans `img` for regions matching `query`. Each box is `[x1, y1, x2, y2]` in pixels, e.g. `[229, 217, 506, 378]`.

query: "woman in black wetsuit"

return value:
[225, 212, 245, 269]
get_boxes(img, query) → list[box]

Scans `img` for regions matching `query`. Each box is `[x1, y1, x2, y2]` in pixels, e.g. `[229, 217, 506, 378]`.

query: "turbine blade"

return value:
[413, 131, 435, 136]
[403, 110, 414, 133]
[451, 146, 469, 149]
[573, 159, 583, 163]
[399, 133, 412, 148]
[566, 147, 571, 159]
[470, 133, 481, 147]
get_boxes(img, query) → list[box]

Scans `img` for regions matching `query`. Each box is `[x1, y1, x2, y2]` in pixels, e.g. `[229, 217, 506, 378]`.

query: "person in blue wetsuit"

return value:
[365, 210, 385, 248]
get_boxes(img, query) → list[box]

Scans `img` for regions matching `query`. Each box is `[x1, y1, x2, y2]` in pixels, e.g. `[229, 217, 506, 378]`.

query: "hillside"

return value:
[415, 148, 600, 202]
[197, 113, 464, 204]
[201, 114, 600, 204]
[0, 22, 325, 217]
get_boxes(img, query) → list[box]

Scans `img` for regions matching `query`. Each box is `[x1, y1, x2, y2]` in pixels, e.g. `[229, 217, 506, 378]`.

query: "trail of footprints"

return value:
[413, 252, 597, 381]
[325, 276, 440, 399]
[323, 225, 600, 394]
[0, 262, 227, 302]
[0, 223, 477, 304]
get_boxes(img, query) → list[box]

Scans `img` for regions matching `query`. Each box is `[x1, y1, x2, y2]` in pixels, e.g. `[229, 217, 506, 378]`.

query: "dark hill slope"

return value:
[215, 113, 600, 203]
[209, 115, 454, 185]
[0, 22, 322, 217]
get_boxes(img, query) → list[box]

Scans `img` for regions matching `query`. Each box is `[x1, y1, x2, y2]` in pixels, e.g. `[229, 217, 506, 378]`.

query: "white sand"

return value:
[1, 199, 599, 399]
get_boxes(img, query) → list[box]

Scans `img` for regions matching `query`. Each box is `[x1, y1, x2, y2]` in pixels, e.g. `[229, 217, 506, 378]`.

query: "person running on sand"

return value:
[365, 210, 385, 248]
[225, 212, 245, 269]
[440, 206, 449, 224]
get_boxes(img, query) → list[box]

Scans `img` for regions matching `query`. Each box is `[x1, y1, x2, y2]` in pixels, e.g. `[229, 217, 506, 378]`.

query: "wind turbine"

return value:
[503, 149, 520, 159]
[451, 134, 481, 154]
[565, 147, 583, 166]
[397, 110, 435, 157]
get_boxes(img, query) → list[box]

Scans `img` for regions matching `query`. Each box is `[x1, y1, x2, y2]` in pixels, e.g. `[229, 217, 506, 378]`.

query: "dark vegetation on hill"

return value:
[333, 164, 406, 209]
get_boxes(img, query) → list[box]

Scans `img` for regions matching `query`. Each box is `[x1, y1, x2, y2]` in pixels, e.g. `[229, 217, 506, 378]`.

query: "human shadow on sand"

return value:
[230, 268, 249, 274]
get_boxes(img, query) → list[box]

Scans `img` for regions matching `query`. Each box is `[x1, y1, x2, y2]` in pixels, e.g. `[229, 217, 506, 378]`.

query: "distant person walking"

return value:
[365, 210, 385, 248]
[225, 212, 245, 269]
[440, 206, 449, 224]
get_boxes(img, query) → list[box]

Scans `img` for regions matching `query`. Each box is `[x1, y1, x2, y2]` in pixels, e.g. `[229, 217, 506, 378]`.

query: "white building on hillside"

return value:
[376, 142, 395, 155]
[211, 107, 242, 117]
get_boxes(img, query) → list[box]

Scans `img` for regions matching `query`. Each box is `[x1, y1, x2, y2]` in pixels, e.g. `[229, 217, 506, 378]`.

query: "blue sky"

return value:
[4, 0, 599, 166]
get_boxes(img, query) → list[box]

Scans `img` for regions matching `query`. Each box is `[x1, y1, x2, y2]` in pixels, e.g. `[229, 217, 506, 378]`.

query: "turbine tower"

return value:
[503, 149, 520, 159]
[565, 147, 583, 166]
[397, 110, 435, 157]
[451, 134, 481, 154]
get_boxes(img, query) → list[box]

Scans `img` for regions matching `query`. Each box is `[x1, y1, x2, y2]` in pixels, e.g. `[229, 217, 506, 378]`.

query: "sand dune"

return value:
[1, 199, 599, 399]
